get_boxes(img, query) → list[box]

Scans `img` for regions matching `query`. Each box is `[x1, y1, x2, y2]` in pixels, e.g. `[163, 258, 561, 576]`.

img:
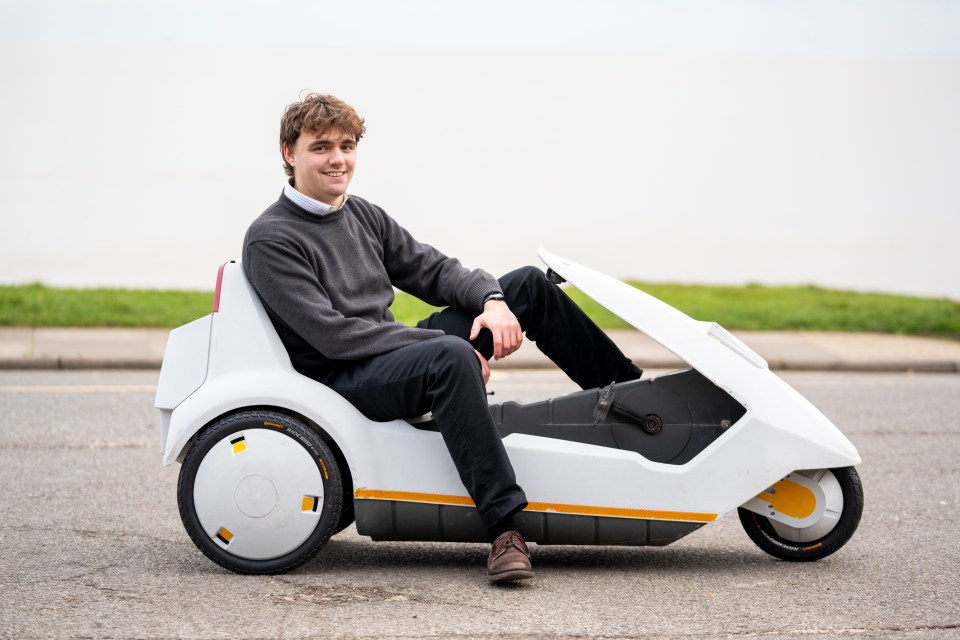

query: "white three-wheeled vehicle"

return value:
[156, 249, 863, 574]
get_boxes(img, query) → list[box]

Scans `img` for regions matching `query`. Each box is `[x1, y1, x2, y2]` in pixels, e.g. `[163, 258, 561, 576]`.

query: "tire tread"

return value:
[738, 466, 863, 562]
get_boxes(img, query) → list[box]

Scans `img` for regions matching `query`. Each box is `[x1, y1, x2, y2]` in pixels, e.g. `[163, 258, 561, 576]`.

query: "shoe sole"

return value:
[488, 570, 535, 582]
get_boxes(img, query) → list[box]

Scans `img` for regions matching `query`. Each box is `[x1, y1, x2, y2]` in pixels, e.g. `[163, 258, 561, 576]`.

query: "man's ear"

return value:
[283, 143, 295, 166]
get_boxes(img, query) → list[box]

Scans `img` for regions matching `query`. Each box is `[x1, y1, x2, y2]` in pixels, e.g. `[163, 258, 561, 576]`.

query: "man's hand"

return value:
[470, 300, 523, 360]
[474, 349, 490, 385]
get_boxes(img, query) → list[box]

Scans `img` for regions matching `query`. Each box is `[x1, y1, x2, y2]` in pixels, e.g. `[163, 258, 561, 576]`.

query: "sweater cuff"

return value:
[417, 328, 446, 341]
[465, 277, 501, 312]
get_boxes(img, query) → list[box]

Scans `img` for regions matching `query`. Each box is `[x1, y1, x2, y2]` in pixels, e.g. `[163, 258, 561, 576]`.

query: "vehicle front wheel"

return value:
[738, 466, 863, 562]
[177, 410, 342, 574]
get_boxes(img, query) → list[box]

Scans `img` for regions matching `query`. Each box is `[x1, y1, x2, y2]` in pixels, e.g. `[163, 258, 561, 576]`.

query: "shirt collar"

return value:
[283, 181, 349, 216]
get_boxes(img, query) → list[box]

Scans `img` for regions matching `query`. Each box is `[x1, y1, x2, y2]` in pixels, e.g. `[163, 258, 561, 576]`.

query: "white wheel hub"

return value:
[740, 469, 845, 543]
[193, 428, 325, 560]
[235, 474, 278, 518]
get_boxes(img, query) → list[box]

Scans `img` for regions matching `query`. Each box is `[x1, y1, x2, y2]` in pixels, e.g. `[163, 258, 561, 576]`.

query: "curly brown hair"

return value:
[279, 93, 366, 177]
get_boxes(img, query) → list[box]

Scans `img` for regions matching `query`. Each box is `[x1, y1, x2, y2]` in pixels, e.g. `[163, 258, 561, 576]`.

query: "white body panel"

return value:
[536, 248, 860, 472]
[157, 255, 860, 527]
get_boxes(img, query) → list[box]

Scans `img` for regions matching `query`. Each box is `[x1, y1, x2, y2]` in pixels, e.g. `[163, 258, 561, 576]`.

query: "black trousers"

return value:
[320, 267, 642, 531]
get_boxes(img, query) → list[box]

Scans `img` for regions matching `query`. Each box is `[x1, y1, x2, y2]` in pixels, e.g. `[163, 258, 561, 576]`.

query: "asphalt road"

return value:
[1, 369, 958, 640]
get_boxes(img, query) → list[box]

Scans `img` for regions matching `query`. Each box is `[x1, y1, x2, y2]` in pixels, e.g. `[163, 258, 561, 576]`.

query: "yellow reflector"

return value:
[758, 478, 817, 519]
[301, 496, 318, 512]
[232, 439, 247, 455]
[217, 527, 234, 542]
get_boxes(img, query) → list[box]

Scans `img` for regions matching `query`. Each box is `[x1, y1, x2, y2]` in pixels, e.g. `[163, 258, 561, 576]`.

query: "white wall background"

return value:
[1, 0, 958, 299]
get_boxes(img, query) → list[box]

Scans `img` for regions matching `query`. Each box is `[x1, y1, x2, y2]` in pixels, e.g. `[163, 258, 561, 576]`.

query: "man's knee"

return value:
[431, 336, 478, 371]
[501, 265, 544, 287]
[499, 266, 549, 301]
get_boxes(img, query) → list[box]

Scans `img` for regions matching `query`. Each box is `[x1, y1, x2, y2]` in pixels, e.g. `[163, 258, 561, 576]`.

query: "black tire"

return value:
[738, 466, 863, 561]
[333, 497, 355, 535]
[177, 410, 342, 574]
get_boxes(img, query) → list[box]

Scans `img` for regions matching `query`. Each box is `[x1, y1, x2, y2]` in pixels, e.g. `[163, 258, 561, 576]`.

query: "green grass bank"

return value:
[1, 282, 958, 339]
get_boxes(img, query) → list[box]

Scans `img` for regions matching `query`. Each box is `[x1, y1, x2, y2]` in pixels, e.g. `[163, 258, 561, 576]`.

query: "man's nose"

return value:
[328, 148, 345, 166]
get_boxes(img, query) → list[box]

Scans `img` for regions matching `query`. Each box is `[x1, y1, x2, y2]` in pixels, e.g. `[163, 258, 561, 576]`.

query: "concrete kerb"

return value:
[771, 360, 960, 373]
[2, 358, 959, 373]
[0, 327, 959, 373]
[0, 358, 163, 370]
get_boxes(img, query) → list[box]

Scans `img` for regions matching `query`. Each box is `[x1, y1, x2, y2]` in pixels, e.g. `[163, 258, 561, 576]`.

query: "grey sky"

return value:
[6, 0, 959, 54]
[2, 1, 958, 299]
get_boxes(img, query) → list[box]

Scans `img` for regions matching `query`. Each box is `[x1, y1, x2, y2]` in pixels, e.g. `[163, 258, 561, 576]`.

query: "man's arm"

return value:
[363, 203, 524, 360]
[375, 207, 501, 313]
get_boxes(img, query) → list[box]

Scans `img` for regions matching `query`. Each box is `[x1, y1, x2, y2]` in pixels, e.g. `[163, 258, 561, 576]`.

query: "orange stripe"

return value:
[353, 489, 716, 523]
[526, 501, 717, 523]
[354, 489, 476, 507]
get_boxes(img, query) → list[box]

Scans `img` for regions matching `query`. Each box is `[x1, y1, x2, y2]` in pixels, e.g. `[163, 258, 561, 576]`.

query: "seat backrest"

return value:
[207, 261, 294, 376]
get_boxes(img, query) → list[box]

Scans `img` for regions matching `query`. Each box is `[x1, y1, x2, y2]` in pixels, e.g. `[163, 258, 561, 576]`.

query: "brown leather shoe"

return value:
[487, 530, 534, 582]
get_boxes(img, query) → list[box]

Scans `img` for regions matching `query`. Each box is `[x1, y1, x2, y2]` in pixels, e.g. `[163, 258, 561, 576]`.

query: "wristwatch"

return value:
[483, 292, 505, 305]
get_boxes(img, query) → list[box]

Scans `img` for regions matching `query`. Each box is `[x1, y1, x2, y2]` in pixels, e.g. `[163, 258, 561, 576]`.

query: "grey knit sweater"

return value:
[242, 193, 501, 379]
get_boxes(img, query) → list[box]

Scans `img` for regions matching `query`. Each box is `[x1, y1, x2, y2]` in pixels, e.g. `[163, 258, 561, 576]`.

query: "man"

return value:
[243, 94, 642, 582]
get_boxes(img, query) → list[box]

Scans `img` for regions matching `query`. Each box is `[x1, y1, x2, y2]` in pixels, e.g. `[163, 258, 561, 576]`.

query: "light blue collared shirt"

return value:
[283, 181, 349, 216]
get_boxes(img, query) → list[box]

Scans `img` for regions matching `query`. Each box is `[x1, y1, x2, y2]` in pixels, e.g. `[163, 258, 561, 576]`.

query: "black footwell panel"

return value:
[355, 499, 705, 546]
[489, 368, 746, 465]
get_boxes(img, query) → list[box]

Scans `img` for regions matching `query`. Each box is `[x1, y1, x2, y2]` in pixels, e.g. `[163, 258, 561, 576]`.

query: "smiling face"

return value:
[283, 127, 357, 207]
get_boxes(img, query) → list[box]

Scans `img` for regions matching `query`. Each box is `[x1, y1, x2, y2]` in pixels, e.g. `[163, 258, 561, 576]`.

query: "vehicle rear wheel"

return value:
[333, 498, 355, 535]
[178, 410, 342, 574]
[738, 466, 863, 561]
